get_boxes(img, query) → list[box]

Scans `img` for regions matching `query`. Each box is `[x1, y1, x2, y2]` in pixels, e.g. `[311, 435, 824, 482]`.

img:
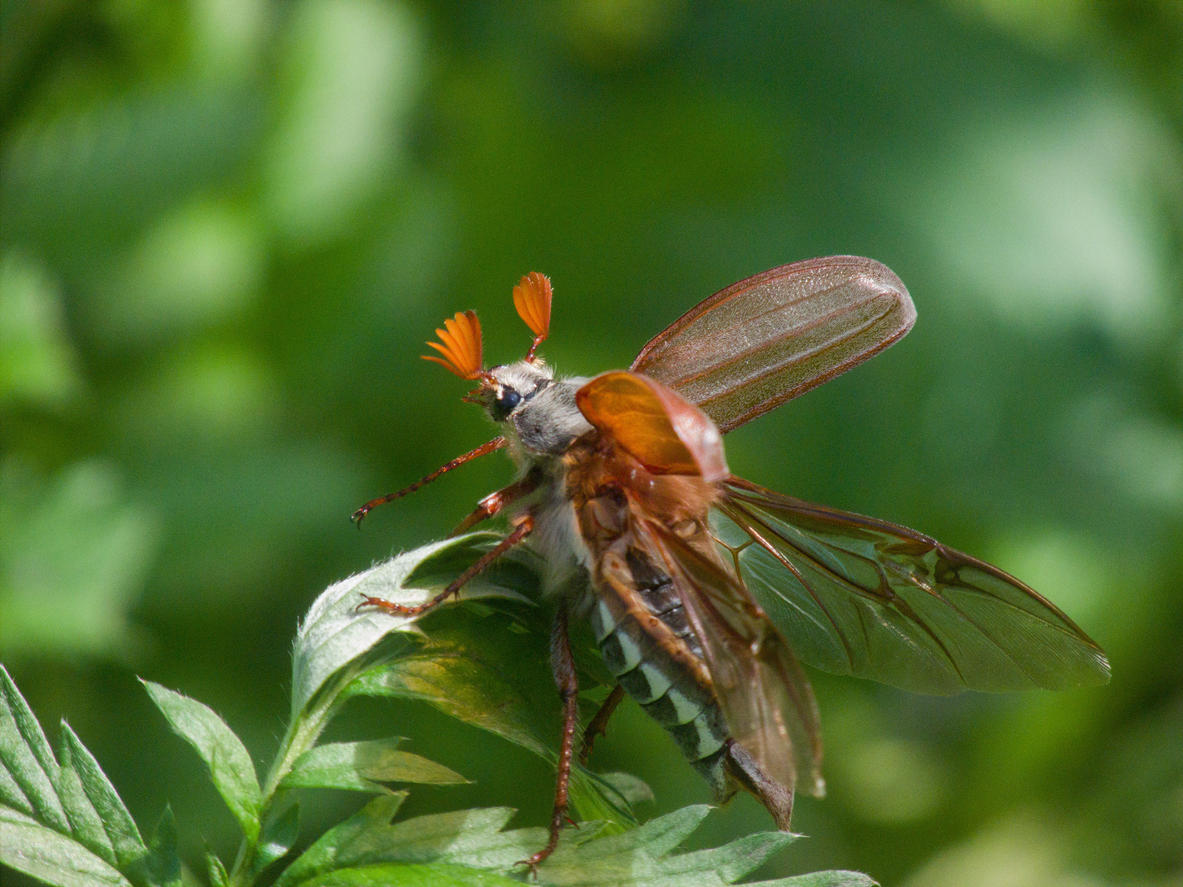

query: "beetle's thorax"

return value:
[480, 361, 593, 458]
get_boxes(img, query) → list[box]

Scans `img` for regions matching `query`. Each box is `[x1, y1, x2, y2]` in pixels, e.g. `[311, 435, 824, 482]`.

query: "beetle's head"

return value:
[421, 272, 554, 425]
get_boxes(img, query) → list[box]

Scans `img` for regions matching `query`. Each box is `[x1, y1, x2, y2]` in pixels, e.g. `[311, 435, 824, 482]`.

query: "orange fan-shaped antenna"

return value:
[512, 272, 552, 362]
[422, 310, 484, 379]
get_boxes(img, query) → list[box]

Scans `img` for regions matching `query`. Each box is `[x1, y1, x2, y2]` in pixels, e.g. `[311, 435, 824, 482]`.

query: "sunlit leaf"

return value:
[271, 794, 408, 887]
[291, 532, 537, 719]
[207, 851, 230, 887]
[0, 806, 131, 887]
[344, 611, 555, 760]
[287, 864, 522, 885]
[252, 801, 301, 878]
[58, 723, 145, 869]
[0, 665, 159, 887]
[282, 738, 467, 793]
[141, 680, 262, 841]
[271, 797, 866, 887]
[0, 665, 67, 829]
[779, 873, 877, 887]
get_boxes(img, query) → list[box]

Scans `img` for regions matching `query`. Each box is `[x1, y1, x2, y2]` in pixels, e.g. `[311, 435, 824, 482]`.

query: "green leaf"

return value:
[290, 532, 538, 719]
[272, 794, 408, 887]
[51, 741, 115, 863]
[286, 863, 523, 885]
[0, 664, 158, 887]
[252, 800, 301, 877]
[142, 805, 182, 887]
[778, 873, 877, 887]
[530, 805, 867, 886]
[282, 738, 467, 793]
[559, 814, 872, 885]
[141, 680, 262, 841]
[344, 609, 637, 831]
[565, 768, 641, 834]
[334, 568, 636, 829]
[0, 663, 68, 830]
[273, 798, 536, 887]
[207, 851, 230, 887]
[0, 805, 132, 887]
[273, 542, 867, 887]
[593, 770, 654, 806]
[0, 459, 157, 660]
[58, 723, 146, 868]
[272, 797, 868, 887]
[345, 609, 556, 761]
[375, 805, 556, 869]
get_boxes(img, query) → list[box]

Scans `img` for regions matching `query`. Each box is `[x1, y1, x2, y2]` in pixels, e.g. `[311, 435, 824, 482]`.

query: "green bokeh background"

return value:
[2, 1, 1180, 884]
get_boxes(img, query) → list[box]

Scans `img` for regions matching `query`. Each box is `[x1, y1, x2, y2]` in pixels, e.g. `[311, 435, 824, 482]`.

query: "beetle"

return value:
[353, 257, 1109, 870]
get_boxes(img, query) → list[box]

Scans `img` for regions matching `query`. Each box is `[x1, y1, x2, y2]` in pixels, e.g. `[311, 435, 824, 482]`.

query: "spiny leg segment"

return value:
[519, 603, 580, 874]
[356, 513, 534, 617]
[450, 470, 540, 536]
[579, 684, 625, 764]
[351, 437, 507, 525]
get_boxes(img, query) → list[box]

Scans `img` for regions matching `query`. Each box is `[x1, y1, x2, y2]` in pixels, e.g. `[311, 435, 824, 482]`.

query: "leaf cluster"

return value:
[1, 535, 875, 887]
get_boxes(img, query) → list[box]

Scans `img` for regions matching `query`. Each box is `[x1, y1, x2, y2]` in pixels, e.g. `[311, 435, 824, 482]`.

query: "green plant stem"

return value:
[224, 672, 350, 887]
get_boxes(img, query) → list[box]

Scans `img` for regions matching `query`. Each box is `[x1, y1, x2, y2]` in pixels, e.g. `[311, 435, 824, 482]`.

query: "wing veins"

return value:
[721, 496, 971, 684]
[726, 491, 990, 682]
[735, 484, 1101, 644]
[665, 304, 894, 406]
[715, 500, 859, 671]
[722, 481, 1109, 689]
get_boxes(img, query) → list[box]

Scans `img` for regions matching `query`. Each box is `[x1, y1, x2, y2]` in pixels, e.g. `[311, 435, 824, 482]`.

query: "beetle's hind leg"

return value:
[579, 684, 626, 763]
[518, 603, 580, 874]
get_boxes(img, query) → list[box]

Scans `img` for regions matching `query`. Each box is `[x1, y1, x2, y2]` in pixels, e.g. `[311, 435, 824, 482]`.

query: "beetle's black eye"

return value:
[491, 387, 521, 421]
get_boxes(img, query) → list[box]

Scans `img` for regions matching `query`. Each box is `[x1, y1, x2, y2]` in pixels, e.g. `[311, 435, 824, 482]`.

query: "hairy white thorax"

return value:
[480, 360, 596, 600]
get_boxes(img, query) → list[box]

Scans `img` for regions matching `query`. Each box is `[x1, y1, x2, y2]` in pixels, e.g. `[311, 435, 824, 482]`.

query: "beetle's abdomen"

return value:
[564, 433, 735, 794]
[583, 545, 732, 795]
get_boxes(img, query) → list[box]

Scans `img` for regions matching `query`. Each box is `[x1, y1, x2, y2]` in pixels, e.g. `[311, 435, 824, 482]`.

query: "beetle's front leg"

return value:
[450, 469, 541, 536]
[357, 513, 534, 618]
[351, 437, 507, 525]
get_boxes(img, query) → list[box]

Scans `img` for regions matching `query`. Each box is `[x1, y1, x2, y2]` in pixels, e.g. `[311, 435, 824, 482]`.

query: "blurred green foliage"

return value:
[1, 1, 1180, 885]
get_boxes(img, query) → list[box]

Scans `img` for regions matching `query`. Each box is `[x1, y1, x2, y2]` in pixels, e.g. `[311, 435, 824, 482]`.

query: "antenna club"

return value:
[422, 309, 484, 379]
[514, 271, 552, 361]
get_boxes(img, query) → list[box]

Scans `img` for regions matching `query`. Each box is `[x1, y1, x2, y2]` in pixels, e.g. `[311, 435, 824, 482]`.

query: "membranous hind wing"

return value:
[631, 256, 915, 433]
[716, 477, 1111, 694]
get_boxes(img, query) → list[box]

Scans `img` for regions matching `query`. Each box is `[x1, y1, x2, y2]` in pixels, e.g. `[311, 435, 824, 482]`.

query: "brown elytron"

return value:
[355, 261, 1109, 872]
